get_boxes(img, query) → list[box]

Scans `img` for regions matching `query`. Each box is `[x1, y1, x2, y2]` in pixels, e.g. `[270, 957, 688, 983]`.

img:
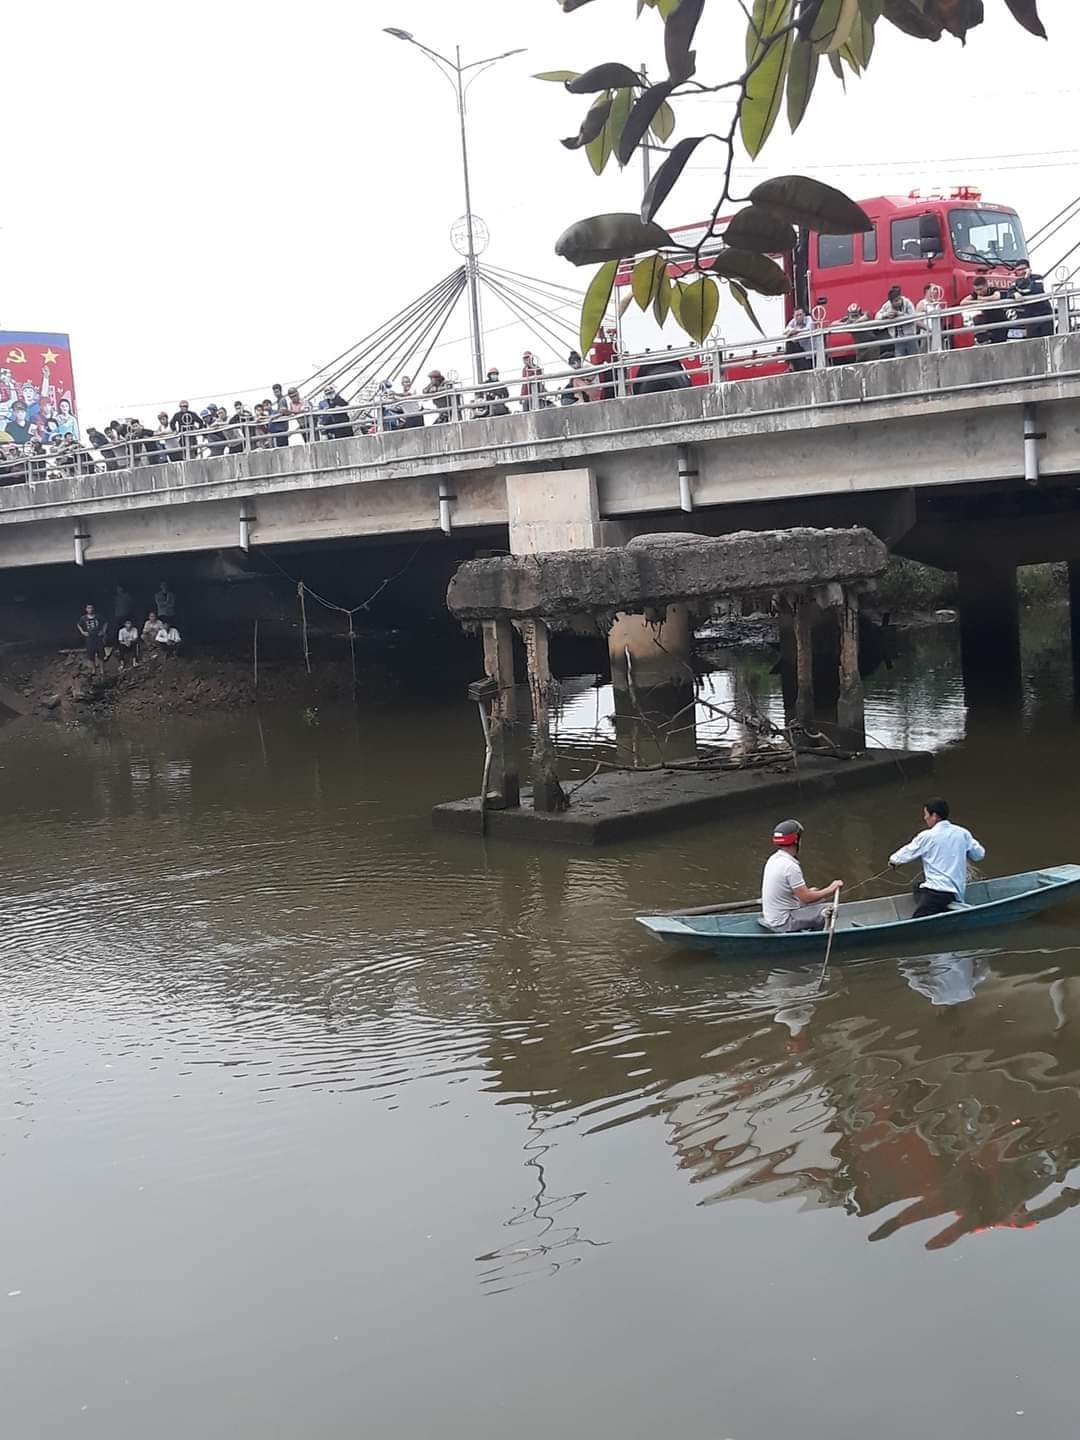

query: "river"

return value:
[4, 615, 1080, 1438]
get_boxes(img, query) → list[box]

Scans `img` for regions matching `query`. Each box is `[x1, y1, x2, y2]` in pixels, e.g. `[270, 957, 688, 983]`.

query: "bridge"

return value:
[5, 332, 1080, 695]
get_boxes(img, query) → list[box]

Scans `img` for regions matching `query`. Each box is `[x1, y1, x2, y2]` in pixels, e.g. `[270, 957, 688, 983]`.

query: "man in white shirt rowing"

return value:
[761, 820, 844, 933]
[889, 797, 985, 918]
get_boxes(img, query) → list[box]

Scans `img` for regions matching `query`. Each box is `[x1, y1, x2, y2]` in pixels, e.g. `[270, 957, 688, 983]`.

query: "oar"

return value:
[666, 896, 760, 917]
[816, 884, 842, 991]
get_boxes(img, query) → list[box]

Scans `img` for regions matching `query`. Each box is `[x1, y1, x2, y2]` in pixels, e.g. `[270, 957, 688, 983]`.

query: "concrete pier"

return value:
[957, 562, 1022, 700]
[441, 527, 904, 845]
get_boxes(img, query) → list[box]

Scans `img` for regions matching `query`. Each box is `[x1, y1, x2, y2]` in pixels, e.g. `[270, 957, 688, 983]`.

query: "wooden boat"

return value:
[636, 865, 1080, 956]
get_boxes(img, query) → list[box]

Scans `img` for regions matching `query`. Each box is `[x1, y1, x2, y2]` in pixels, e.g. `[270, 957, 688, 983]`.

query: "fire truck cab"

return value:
[798, 185, 1028, 325]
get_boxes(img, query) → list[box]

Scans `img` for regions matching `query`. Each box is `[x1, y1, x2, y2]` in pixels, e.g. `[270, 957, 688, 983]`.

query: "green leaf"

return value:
[723, 205, 797, 253]
[632, 253, 668, 309]
[677, 275, 720, 343]
[534, 70, 580, 82]
[617, 82, 675, 165]
[828, 50, 846, 84]
[668, 279, 685, 327]
[730, 280, 764, 336]
[707, 248, 789, 296]
[838, 39, 862, 72]
[566, 62, 642, 93]
[810, 0, 860, 53]
[653, 275, 672, 327]
[846, 7, 876, 67]
[641, 134, 707, 222]
[585, 95, 616, 173]
[749, 174, 873, 234]
[556, 212, 675, 265]
[606, 86, 634, 169]
[651, 98, 676, 142]
[665, 0, 705, 82]
[741, 0, 795, 160]
[562, 95, 611, 151]
[1003, 0, 1046, 37]
[579, 260, 618, 358]
[786, 38, 819, 131]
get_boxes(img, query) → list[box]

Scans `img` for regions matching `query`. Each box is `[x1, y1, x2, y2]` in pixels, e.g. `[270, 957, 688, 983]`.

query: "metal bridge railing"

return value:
[2, 284, 1078, 491]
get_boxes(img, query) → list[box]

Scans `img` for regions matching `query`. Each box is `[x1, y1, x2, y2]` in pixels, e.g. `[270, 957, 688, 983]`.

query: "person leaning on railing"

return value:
[962, 274, 1007, 345]
[394, 376, 425, 429]
[476, 367, 511, 418]
[318, 387, 353, 441]
[423, 370, 452, 424]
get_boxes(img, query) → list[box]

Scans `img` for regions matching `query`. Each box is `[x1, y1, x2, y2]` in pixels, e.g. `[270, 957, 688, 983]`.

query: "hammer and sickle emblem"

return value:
[6, 348, 26, 366]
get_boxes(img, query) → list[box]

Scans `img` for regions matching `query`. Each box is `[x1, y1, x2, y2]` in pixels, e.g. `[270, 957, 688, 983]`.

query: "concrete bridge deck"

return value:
[2, 335, 1080, 569]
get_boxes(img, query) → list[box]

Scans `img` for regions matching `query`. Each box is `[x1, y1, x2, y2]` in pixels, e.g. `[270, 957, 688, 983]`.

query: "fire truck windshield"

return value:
[948, 208, 1027, 266]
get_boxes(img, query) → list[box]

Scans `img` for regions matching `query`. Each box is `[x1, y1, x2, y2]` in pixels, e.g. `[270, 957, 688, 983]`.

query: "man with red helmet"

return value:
[760, 819, 843, 933]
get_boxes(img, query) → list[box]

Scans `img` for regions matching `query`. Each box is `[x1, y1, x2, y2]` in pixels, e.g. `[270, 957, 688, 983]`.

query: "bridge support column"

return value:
[794, 597, 815, 729]
[518, 619, 566, 813]
[837, 588, 866, 747]
[1069, 563, 1080, 699]
[482, 619, 519, 810]
[608, 604, 696, 766]
[957, 562, 1021, 701]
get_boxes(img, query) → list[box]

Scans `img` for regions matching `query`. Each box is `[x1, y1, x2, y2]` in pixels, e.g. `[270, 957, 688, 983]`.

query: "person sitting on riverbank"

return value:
[77, 604, 108, 677]
[760, 819, 843, 933]
[889, 797, 985, 917]
[156, 620, 182, 657]
[116, 618, 140, 671]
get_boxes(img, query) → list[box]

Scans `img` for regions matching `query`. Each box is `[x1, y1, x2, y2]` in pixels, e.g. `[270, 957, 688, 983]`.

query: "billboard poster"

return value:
[0, 331, 78, 445]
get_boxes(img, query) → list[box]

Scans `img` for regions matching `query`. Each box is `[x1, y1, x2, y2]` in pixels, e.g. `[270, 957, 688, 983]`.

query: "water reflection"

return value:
[6, 617, 1080, 1437]
[555, 625, 971, 774]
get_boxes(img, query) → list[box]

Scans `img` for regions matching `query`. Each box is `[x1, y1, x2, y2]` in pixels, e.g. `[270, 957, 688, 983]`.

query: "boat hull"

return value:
[636, 866, 1080, 957]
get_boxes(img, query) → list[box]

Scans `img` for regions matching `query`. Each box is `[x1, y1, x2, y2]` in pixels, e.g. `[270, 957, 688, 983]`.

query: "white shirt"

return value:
[117, 625, 138, 646]
[889, 819, 985, 901]
[876, 296, 917, 336]
[784, 316, 812, 349]
[761, 849, 806, 930]
[157, 625, 181, 645]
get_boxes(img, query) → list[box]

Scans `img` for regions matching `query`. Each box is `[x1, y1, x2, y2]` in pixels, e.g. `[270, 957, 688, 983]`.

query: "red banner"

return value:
[0, 331, 78, 445]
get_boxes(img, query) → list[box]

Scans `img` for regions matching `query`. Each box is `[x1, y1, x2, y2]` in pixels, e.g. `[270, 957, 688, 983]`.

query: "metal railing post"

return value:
[1054, 287, 1071, 337]
[811, 304, 827, 370]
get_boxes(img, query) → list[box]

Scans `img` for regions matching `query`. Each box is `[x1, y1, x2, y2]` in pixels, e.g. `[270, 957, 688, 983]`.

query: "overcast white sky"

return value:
[9, 0, 1075, 422]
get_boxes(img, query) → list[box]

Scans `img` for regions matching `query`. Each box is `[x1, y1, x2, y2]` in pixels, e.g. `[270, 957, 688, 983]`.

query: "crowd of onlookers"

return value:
[1, 267, 1063, 486]
[0, 335, 630, 485]
[76, 581, 182, 676]
[782, 262, 1055, 369]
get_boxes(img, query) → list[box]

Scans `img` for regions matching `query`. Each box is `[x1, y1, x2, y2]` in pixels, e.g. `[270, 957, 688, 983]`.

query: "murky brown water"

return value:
[4, 617, 1080, 1438]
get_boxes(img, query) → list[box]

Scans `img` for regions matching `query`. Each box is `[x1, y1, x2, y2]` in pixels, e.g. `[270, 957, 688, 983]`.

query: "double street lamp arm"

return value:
[385, 28, 525, 386]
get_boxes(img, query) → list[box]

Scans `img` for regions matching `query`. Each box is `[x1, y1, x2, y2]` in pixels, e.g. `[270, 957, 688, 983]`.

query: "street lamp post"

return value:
[385, 29, 524, 387]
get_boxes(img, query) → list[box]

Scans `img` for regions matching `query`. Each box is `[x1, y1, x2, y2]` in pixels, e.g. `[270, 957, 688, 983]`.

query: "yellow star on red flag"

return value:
[42, 348, 59, 366]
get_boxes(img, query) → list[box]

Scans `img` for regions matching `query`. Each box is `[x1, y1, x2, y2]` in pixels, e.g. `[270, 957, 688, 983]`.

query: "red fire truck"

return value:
[614, 186, 1030, 383]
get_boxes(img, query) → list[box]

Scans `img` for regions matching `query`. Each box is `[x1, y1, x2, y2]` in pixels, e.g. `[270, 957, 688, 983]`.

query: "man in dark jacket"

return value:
[170, 400, 205, 460]
[476, 367, 510, 418]
[1011, 261, 1054, 340]
[318, 388, 353, 441]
